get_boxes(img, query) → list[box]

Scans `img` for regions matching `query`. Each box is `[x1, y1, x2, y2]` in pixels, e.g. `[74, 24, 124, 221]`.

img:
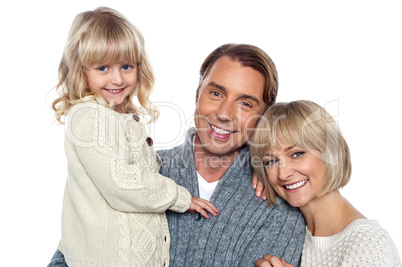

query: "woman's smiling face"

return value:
[262, 143, 326, 209]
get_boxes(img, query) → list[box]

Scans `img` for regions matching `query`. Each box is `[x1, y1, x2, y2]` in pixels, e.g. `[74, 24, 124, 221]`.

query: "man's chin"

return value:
[195, 144, 244, 157]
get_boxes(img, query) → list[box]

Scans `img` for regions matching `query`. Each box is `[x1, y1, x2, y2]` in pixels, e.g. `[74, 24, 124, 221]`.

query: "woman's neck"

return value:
[300, 190, 366, 236]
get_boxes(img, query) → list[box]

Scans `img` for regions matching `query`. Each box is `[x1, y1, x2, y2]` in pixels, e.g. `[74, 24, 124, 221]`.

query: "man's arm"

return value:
[236, 200, 305, 267]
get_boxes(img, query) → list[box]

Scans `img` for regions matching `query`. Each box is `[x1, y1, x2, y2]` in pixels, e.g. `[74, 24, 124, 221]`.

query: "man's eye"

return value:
[211, 91, 221, 97]
[241, 102, 252, 108]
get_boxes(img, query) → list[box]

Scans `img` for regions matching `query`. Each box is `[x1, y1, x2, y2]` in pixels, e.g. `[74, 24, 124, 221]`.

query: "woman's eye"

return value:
[122, 65, 131, 70]
[264, 159, 278, 167]
[98, 66, 108, 71]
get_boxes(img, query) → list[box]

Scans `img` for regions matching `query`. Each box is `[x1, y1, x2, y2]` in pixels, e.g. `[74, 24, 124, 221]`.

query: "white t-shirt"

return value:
[197, 172, 219, 201]
[193, 136, 219, 201]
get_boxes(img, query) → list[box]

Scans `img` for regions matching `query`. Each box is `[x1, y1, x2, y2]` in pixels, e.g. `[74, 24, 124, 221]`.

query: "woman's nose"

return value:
[278, 161, 294, 180]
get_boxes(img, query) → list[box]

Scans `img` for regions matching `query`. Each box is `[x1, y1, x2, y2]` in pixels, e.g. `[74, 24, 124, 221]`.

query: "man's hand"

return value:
[188, 197, 219, 219]
[255, 255, 294, 267]
[252, 173, 266, 200]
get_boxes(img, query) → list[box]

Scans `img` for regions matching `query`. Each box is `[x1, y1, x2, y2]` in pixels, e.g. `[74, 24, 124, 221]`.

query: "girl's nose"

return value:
[111, 70, 123, 85]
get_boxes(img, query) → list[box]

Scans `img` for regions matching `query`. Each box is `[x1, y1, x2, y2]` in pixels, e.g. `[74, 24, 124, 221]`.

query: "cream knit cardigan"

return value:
[57, 101, 191, 267]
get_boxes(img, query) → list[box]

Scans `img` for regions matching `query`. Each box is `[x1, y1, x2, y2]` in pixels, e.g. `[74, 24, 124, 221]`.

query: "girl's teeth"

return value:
[286, 180, 307, 190]
[211, 125, 230, 135]
[107, 89, 122, 93]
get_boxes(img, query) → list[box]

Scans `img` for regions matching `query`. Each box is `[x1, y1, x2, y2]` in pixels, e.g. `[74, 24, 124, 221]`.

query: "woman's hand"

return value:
[256, 255, 294, 267]
[252, 173, 266, 200]
[188, 197, 219, 219]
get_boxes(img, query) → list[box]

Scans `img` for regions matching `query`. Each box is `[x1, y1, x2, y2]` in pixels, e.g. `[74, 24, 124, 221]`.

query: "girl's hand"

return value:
[255, 255, 294, 267]
[188, 197, 219, 219]
[252, 173, 267, 200]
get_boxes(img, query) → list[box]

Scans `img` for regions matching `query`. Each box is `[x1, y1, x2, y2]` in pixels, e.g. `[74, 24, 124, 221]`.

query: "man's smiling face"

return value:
[194, 56, 267, 158]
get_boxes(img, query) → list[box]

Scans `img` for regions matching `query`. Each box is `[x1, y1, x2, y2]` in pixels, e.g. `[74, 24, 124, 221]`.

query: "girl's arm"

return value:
[188, 197, 219, 219]
[65, 102, 217, 217]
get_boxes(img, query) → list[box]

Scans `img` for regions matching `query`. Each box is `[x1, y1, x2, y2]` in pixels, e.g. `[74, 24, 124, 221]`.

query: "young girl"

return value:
[250, 100, 401, 267]
[48, 7, 218, 267]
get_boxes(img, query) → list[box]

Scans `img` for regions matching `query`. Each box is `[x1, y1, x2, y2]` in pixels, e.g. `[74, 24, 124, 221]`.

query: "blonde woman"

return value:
[47, 7, 217, 267]
[250, 100, 400, 266]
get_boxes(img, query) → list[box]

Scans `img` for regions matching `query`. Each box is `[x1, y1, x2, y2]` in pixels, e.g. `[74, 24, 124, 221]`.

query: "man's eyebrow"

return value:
[238, 94, 260, 104]
[207, 82, 226, 91]
[207, 82, 260, 104]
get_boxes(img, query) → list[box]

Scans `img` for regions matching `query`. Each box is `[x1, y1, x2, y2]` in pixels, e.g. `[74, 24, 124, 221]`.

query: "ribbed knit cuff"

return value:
[169, 186, 192, 213]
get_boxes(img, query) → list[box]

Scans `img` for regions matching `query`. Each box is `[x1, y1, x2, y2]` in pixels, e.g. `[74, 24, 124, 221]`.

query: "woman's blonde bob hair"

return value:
[52, 7, 158, 123]
[250, 100, 351, 205]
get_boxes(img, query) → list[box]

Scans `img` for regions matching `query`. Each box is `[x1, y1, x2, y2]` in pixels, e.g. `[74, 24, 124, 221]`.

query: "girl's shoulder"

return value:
[68, 101, 141, 131]
[66, 101, 118, 133]
[69, 101, 106, 114]
[67, 101, 101, 120]
[69, 101, 128, 120]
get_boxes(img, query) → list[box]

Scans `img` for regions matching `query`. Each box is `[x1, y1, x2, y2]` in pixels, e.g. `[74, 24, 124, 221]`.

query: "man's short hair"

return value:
[196, 44, 278, 108]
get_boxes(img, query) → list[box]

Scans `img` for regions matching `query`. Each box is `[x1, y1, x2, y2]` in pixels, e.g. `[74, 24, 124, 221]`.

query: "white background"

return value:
[0, 0, 401, 265]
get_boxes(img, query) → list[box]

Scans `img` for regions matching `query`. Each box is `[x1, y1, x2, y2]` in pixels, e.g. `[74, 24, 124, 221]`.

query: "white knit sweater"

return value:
[301, 219, 401, 267]
[58, 101, 192, 267]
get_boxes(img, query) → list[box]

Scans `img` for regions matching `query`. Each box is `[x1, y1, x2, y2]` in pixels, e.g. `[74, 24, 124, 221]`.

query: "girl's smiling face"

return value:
[263, 143, 326, 209]
[85, 62, 138, 113]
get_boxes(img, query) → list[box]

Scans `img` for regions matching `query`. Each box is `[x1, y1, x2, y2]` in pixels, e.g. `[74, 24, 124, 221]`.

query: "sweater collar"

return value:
[183, 127, 252, 178]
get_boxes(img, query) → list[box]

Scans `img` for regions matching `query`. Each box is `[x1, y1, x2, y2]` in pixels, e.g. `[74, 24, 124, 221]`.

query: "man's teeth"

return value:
[211, 125, 230, 135]
[285, 180, 308, 190]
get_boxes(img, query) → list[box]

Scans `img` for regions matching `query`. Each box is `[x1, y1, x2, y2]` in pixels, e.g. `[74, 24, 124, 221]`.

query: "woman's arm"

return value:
[256, 255, 294, 267]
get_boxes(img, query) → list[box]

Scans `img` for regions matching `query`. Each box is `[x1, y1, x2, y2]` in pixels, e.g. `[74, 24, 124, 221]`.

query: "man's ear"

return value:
[195, 82, 202, 104]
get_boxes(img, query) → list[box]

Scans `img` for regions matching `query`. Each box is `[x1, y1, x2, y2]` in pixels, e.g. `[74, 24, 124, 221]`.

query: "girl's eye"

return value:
[122, 65, 132, 70]
[98, 66, 108, 71]
[292, 151, 305, 158]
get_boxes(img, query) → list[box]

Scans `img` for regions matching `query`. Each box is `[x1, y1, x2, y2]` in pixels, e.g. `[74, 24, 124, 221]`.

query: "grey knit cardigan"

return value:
[157, 128, 306, 267]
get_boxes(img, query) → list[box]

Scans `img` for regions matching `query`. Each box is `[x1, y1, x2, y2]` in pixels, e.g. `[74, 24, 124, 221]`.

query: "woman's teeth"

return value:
[211, 125, 231, 135]
[285, 180, 308, 190]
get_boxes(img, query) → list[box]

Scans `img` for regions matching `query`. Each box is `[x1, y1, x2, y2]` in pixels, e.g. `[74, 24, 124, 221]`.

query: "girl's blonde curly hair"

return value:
[52, 6, 159, 123]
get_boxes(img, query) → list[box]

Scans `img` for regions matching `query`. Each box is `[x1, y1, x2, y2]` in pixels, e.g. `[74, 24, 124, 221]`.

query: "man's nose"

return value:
[216, 100, 235, 122]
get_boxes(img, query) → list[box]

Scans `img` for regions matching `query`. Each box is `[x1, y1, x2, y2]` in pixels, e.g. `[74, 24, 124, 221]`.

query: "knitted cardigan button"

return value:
[132, 114, 140, 122]
[146, 137, 153, 146]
